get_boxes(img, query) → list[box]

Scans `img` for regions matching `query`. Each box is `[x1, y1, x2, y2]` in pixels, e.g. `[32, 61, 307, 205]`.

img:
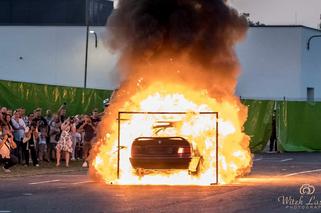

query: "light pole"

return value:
[84, 0, 90, 88]
[84, 29, 99, 88]
[90, 30, 98, 48]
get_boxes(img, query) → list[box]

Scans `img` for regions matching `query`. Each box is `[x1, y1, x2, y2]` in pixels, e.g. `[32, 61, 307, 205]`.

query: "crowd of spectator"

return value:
[0, 104, 102, 172]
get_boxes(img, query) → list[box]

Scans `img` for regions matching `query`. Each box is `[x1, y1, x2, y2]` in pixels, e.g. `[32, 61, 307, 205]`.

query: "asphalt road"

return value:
[1, 153, 321, 213]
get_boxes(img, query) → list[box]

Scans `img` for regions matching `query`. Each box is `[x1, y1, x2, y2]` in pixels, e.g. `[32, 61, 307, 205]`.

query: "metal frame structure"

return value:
[117, 111, 219, 185]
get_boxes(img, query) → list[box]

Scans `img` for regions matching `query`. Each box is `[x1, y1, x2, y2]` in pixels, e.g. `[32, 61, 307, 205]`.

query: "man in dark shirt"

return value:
[91, 108, 101, 127]
[78, 115, 96, 167]
[269, 110, 277, 152]
[33, 108, 48, 128]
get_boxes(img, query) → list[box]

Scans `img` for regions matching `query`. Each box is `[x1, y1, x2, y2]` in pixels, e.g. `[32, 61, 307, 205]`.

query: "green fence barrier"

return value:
[2, 80, 320, 152]
[242, 100, 275, 153]
[0, 80, 113, 115]
[278, 101, 321, 152]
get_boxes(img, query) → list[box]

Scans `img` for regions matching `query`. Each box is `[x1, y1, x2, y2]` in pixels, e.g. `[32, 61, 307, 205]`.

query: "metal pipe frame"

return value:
[117, 111, 219, 185]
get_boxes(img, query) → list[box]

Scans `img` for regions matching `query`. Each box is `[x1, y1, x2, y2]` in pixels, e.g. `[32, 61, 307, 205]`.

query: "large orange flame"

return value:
[90, 56, 252, 185]
[90, 0, 252, 184]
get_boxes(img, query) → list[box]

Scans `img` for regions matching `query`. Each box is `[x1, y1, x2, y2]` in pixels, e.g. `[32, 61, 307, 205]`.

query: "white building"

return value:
[0, 26, 119, 90]
[1, 24, 321, 100]
[236, 26, 321, 101]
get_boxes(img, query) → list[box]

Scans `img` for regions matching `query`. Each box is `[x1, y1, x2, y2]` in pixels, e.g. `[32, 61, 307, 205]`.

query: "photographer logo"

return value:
[278, 184, 321, 210]
[300, 184, 315, 195]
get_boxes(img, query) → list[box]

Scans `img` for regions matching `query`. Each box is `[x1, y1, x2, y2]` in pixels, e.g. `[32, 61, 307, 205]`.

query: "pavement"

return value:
[1, 153, 321, 213]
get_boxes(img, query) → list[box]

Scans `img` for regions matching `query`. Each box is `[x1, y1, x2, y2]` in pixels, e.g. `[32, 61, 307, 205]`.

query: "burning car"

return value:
[129, 121, 202, 176]
[130, 136, 202, 176]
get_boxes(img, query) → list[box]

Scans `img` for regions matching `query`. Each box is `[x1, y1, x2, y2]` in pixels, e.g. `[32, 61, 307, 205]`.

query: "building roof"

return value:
[251, 25, 321, 33]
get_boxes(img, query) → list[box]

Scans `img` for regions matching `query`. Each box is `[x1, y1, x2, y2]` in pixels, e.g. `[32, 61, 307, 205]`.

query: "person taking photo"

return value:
[0, 125, 18, 172]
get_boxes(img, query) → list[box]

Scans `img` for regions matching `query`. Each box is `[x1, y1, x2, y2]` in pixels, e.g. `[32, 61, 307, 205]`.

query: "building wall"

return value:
[301, 28, 321, 100]
[236, 27, 303, 100]
[0, 26, 118, 89]
[1, 26, 321, 99]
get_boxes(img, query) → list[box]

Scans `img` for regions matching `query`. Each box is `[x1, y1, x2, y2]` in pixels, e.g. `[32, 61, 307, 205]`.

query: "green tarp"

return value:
[242, 100, 275, 153]
[0, 80, 112, 115]
[278, 101, 321, 152]
[1, 79, 321, 152]
[242, 100, 321, 152]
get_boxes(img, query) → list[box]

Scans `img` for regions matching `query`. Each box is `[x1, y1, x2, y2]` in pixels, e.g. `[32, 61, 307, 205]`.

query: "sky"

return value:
[229, 0, 321, 29]
[110, 0, 321, 29]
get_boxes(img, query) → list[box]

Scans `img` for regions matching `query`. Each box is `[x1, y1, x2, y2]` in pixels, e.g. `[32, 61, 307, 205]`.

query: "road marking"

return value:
[22, 193, 32, 196]
[280, 158, 293, 162]
[29, 180, 60, 185]
[260, 158, 281, 160]
[284, 169, 321, 177]
[253, 158, 262, 162]
[71, 181, 94, 185]
[0, 211, 11, 213]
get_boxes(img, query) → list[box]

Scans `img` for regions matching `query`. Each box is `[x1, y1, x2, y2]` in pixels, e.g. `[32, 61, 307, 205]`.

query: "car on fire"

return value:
[129, 136, 202, 176]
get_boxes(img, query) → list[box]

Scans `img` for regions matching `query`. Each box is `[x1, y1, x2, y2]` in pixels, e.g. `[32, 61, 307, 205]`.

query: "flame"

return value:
[90, 0, 251, 185]
[91, 79, 252, 185]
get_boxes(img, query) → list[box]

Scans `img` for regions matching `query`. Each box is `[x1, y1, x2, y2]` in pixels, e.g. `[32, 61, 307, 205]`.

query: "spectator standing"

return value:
[11, 110, 26, 164]
[269, 110, 277, 153]
[91, 109, 101, 127]
[44, 109, 52, 160]
[49, 114, 61, 161]
[23, 123, 39, 167]
[69, 117, 78, 161]
[27, 113, 34, 127]
[45, 110, 52, 124]
[33, 108, 48, 157]
[78, 115, 96, 168]
[73, 132, 82, 160]
[21, 113, 34, 166]
[0, 112, 3, 126]
[33, 108, 48, 129]
[57, 104, 67, 123]
[0, 125, 18, 172]
[4, 114, 14, 133]
[56, 118, 74, 167]
[7, 109, 13, 116]
[38, 127, 49, 162]
[1, 107, 8, 116]
[20, 108, 29, 126]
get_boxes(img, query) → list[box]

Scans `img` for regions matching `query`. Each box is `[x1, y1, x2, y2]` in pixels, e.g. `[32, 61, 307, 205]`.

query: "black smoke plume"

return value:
[107, 0, 247, 67]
